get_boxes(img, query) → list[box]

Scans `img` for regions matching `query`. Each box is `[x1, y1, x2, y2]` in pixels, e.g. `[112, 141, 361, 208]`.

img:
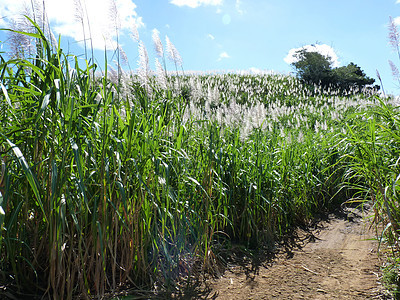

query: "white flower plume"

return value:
[155, 58, 167, 89]
[166, 35, 183, 66]
[137, 41, 150, 88]
[152, 28, 164, 58]
[0, 0, 144, 50]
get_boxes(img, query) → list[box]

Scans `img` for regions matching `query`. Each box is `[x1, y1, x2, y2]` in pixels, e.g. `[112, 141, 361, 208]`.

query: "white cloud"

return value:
[0, 0, 144, 50]
[235, 0, 244, 15]
[217, 51, 230, 61]
[394, 16, 400, 26]
[207, 33, 215, 40]
[284, 44, 340, 67]
[170, 0, 222, 8]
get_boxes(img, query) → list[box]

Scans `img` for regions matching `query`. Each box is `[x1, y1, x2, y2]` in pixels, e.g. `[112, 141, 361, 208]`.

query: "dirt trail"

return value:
[209, 208, 386, 299]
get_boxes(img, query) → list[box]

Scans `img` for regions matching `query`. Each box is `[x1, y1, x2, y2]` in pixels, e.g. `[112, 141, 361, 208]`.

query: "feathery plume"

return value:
[389, 17, 400, 51]
[108, 65, 119, 83]
[7, 18, 33, 59]
[20, 2, 34, 29]
[389, 16, 400, 62]
[118, 45, 129, 66]
[376, 70, 386, 97]
[137, 41, 150, 89]
[108, 0, 121, 33]
[155, 58, 168, 89]
[389, 60, 400, 81]
[74, 0, 84, 23]
[30, 0, 45, 29]
[130, 22, 139, 42]
[21, 0, 56, 49]
[152, 29, 164, 58]
[376, 69, 382, 82]
[106, 0, 121, 50]
[166, 36, 183, 66]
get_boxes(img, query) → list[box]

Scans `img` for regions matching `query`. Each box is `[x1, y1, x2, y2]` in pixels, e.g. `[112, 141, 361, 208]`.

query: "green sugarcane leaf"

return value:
[0, 82, 12, 108]
[6, 138, 47, 223]
[35, 88, 53, 123]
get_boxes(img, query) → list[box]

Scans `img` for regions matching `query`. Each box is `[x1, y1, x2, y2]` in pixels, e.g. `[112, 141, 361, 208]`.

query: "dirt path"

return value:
[209, 208, 386, 299]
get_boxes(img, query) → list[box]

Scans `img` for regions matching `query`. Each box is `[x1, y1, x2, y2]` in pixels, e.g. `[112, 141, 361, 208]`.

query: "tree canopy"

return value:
[291, 48, 376, 91]
[332, 63, 375, 89]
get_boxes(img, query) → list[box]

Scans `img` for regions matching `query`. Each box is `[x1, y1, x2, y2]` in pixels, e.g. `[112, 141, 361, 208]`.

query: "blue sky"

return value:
[1, 0, 400, 94]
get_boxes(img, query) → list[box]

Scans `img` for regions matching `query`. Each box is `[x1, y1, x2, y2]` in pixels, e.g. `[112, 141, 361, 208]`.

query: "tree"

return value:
[291, 49, 375, 91]
[292, 49, 335, 87]
[332, 63, 375, 90]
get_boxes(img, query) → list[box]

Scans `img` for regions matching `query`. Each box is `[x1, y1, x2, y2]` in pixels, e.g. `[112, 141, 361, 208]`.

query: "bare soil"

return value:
[207, 207, 387, 299]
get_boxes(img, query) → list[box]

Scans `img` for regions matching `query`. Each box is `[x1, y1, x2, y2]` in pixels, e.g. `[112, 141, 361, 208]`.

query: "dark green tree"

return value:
[292, 49, 334, 87]
[332, 63, 375, 90]
[291, 49, 375, 91]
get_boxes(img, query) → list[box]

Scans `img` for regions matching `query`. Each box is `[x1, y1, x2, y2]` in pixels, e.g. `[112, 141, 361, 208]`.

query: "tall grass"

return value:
[337, 98, 400, 297]
[0, 18, 394, 299]
[324, 16, 400, 297]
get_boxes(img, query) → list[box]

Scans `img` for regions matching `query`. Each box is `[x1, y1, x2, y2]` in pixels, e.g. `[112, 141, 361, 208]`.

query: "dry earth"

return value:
[207, 207, 387, 300]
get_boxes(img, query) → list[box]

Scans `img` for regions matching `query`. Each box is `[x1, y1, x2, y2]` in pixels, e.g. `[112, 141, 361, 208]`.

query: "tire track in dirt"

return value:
[210, 208, 386, 299]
